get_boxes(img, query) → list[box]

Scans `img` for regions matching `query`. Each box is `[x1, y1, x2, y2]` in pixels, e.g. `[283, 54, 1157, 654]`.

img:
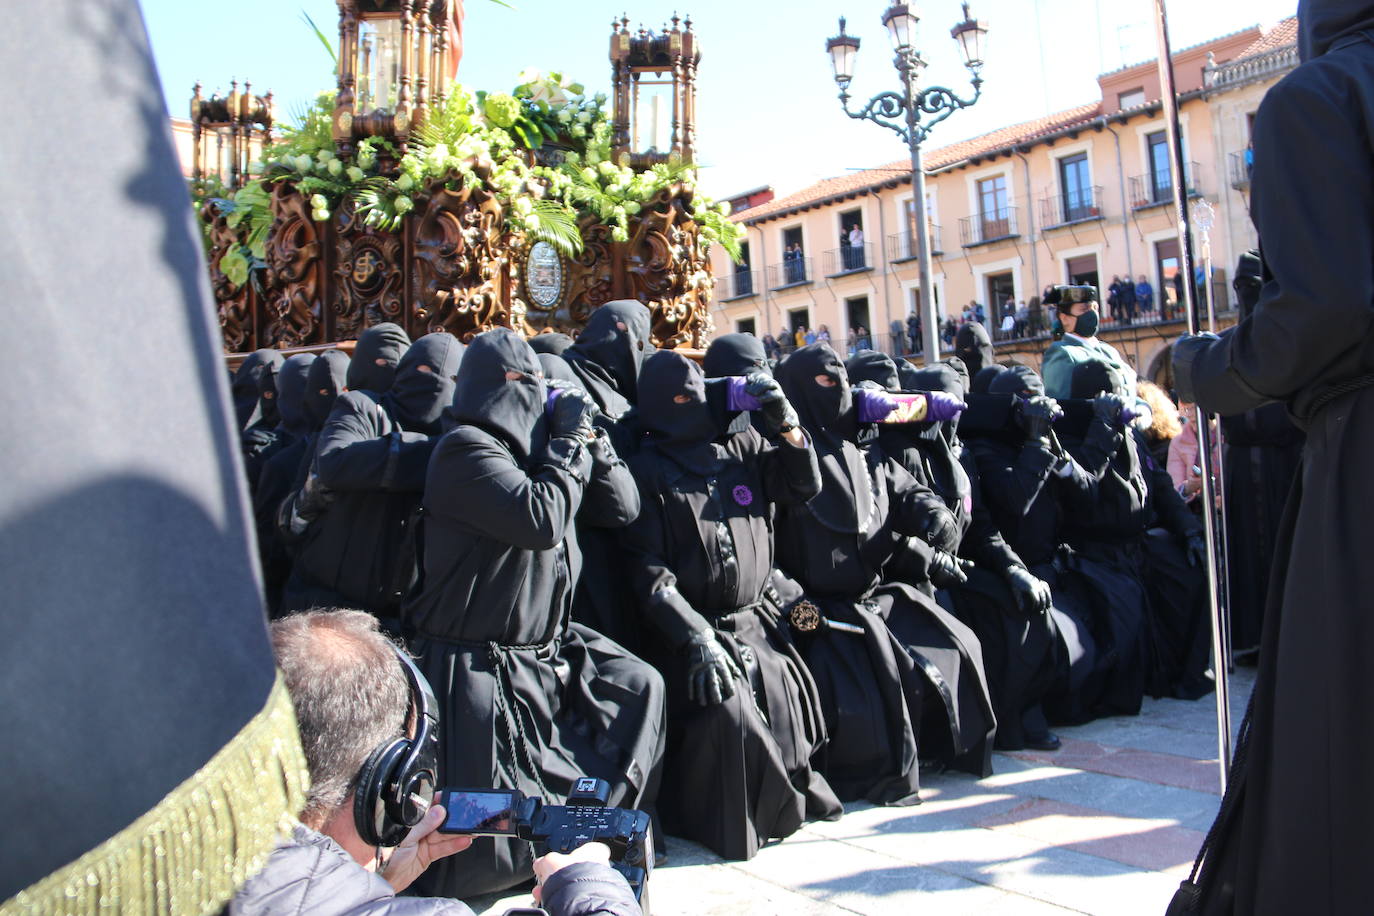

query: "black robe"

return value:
[403, 329, 663, 899]
[561, 300, 654, 650]
[857, 356, 1060, 751]
[1220, 404, 1303, 654]
[1170, 7, 1374, 909]
[775, 345, 995, 801]
[623, 351, 839, 860]
[248, 353, 315, 612]
[284, 334, 461, 618]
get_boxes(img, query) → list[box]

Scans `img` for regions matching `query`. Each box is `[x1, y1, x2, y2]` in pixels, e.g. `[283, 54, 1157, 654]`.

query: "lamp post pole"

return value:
[827, 4, 987, 365]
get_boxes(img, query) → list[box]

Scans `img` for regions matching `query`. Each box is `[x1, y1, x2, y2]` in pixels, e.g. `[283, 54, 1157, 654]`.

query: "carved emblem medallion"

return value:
[524, 241, 565, 310]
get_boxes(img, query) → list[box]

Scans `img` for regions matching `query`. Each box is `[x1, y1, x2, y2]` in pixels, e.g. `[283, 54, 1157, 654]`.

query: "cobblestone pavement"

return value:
[473, 666, 1254, 916]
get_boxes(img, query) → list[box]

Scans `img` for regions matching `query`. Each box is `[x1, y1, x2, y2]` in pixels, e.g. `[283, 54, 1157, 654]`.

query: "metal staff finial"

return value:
[1151, 0, 1232, 790]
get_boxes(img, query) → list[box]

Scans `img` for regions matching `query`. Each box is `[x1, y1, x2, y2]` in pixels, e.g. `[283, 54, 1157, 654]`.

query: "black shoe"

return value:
[1023, 732, 1062, 752]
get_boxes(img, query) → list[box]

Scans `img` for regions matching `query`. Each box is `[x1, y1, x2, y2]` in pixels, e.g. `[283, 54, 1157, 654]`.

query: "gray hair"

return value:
[270, 609, 409, 829]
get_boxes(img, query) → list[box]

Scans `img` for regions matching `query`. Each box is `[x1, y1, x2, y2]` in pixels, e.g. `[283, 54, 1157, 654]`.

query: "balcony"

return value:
[1039, 185, 1105, 228]
[885, 226, 945, 262]
[766, 256, 814, 291]
[1228, 150, 1252, 190]
[716, 270, 759, 301]
[958, 207, 1021, 247]
[1129, 162, 1203, 210]
[822, 242, 875, 277]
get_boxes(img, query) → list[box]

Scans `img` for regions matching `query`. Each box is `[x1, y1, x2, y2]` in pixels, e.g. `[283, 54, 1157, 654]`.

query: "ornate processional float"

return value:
[194, 4, 741, 356]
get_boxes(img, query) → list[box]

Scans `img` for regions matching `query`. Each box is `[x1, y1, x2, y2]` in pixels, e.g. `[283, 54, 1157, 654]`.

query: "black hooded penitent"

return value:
[528, 331, 575, 356]
[955, 322, 995, 376]
[347, 321, 412, 394]
[703, 332, 770, 379]
[232, 348, 284, 430]
[0, 2, 307, 907]
[624, 350, 838, 859]
[305, 348, 351, 430]
[563, 299, 654, 413]
[404, 329, 664, 898]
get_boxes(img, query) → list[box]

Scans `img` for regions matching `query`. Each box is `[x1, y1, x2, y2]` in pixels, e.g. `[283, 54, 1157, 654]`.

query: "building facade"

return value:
[709, 19, 1297, 382]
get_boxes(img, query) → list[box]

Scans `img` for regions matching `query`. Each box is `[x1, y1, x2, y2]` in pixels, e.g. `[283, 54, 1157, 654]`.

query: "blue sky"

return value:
[142, 0, 1297, 200]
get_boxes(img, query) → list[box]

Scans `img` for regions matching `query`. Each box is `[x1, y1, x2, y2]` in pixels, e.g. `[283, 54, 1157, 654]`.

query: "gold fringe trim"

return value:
[1, 674, 310, 916]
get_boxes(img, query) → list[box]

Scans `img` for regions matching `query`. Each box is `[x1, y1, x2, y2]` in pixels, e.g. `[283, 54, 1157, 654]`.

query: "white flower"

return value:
[594, 93, 608, 106]
[316, 149, 335, 164]
[327, 159, 343, 176]
[347, 166, 365, 182]
[513, 196, 533, 215]
[557, 109, 572, 125]
[571, 125, 586, 139]
[311, 208, 330, 222]
[576, 111, 592, 125]
[397, 173, 415, 191]
[310, 194, 328, 209]
[393, 196, 414, 214]
[295, 154, 312, 173]
[623, 201, 641, 216]
[612, 226, 629, 243]
[517, 68, 542, 85]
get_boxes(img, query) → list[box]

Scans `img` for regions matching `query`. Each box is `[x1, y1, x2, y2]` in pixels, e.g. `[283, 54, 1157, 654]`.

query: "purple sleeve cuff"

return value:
[725, 376, 763, 411]
[855, 388, 897, 423]
[546, 388, 564, 415]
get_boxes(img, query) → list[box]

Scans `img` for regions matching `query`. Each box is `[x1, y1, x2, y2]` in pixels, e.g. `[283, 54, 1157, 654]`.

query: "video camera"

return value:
[437, 776, 652, 905]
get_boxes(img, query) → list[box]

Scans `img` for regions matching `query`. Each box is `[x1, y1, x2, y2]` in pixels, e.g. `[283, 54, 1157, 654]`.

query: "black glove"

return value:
[746, 372, 799, 437]
[1092, 393, 1127, 426]
[917, 502, 960, 553]
[683, 630, 741, 706]
[1172, 333, 1220, 405]
[928, 550, 973, 589]
[1185, 531, 1208, 568]
[1004, 565, 1052, 616]
[1016, 396, 1059, 442]
[550, 388, 598, 441]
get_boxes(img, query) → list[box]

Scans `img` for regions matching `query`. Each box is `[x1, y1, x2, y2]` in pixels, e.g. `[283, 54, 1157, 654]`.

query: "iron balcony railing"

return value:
[958, 206, 1020, 247]
[1039, 185, 1105, 227]
[1129, 161, 1202, 209]
[716, 270, 759, 300]
[766, 256, 814, 290]
[822, 242, 875, 276]
[885, 225, 944, 261]
[1228, 150, 1252, 190]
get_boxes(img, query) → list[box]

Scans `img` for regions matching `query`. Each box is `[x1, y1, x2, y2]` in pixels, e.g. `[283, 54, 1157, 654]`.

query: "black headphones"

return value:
[353, 646, 441, 847]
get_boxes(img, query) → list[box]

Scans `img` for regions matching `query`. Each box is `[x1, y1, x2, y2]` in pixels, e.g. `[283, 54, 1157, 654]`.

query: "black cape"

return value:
[404, 329, 663, 898]
[1171, 5, 1374, 910]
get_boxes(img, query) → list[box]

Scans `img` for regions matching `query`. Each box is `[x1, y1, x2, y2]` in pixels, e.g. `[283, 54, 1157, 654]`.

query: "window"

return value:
[1118, 88, 1145, 110]
[845, 296, 872, 352]
[787, 308, 809, 336]
[1147, 131, 1172, 203]
[1156, 238, 1181, 315]
[732, 241, 753, 297]
[838, 209, 866, 270]
[781, 226, 806, 285]
[1065, 254, 1099, 293]
[1058, 153, 1094, 222]
[977, 175, 1010, 239]
[736, 317, 757, 336]
[985, 272, 1015, 317]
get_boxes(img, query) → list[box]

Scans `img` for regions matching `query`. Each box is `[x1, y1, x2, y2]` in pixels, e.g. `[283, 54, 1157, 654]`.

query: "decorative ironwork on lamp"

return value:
[609, 13, 700, 170]
[332, 0, 455, 160]
[190, 79, 273, 189]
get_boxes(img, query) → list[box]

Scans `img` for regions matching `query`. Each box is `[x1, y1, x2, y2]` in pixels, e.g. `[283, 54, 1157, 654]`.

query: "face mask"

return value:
[1073, 309, 1099, 338]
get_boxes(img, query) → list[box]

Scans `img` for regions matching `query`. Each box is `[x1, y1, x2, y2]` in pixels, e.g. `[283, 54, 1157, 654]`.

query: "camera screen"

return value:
[439, 790, 519, 835]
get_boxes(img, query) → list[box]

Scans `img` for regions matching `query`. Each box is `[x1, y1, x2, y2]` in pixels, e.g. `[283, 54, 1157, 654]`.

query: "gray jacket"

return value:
[228, 826, 641, 916]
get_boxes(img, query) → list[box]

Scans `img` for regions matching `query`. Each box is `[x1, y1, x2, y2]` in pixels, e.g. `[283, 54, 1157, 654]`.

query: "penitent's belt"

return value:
[1305, 373, 1374, 419]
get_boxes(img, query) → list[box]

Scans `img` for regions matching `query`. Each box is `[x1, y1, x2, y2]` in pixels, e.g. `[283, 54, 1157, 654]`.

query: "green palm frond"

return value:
[522, 200, 583, 257]
[301, 10, 337, 72]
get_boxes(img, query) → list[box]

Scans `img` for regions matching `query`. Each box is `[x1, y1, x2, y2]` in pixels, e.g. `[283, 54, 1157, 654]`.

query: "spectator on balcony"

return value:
[890, 319, 906, 356]
[1136, 274, 1154, 315]
[1107, 275, 1123, 322]
[817, 324, 832, 344]
[1119, 276, 1137, 325]
[804, 327, 818, 346]
[975, 303, 986, 325]
[848, 224, 865, 269]
[784, 243, 804, 284]
[1015, 301, 1029, 337]
[762, 334, 781, 361]
[793, 325, 806, 349]
[942, 318, 958, 348]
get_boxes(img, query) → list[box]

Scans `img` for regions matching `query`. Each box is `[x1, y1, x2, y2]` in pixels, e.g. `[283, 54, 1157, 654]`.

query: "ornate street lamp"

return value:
[826, 2, 988, 361]
[332, 0, 454, 161]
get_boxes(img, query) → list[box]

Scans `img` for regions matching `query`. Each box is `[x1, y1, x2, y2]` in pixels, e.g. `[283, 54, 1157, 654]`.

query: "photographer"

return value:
[230, 609, 640, 916]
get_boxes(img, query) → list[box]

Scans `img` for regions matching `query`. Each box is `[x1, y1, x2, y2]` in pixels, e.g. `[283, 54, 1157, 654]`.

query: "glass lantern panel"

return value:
[357, 17, 404, 112]
[631, 76, 674, 155]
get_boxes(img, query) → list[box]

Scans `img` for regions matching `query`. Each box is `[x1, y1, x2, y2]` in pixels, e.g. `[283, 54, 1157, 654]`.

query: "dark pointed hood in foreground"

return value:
[1299, 0, 1374, 61]
[703, 332, 770, 379]
[566, 299, 654, 402]
[387, 332, 464, 436]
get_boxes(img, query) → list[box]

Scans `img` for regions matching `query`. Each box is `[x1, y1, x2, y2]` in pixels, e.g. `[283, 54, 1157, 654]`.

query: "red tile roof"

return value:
[736, 101, 1102, 225]
[1236, 16, 1298, 58]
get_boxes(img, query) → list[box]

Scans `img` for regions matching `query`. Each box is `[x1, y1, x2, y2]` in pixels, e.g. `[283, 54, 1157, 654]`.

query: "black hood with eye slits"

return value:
[566, 299, 654, 402]
[348, 322, 412, 394]
[447, 328, 549, 462]
[384, 333, 463, 436]
[703, 333, 770, 379]
[274, 354, 315, 438]
[305, 349, 351, 431]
